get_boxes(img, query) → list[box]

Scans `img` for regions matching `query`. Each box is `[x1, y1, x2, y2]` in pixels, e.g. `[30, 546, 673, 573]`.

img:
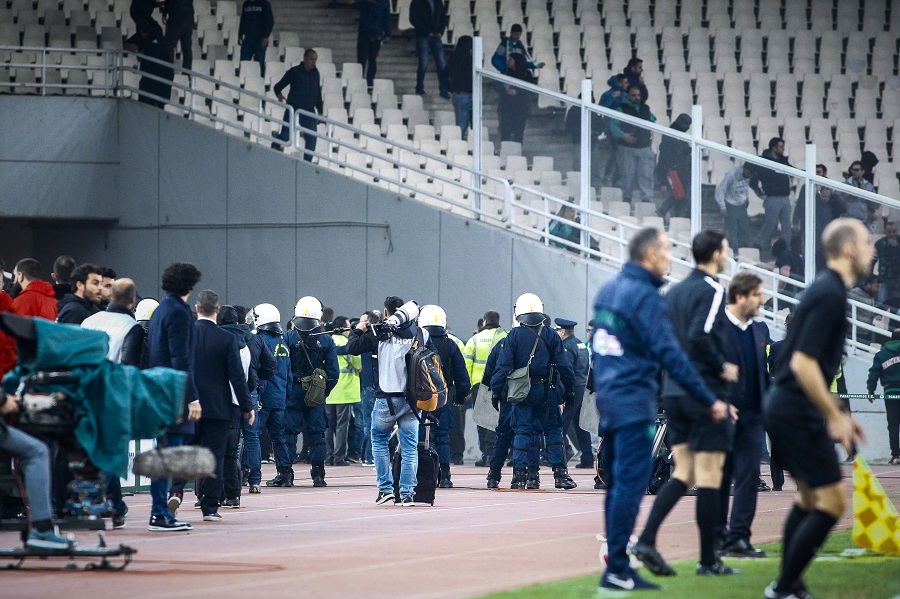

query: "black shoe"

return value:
[193, 499, 202, 509]
[147, 515, 192, 532]
[332, 460, 350, 466]
[438, 467, 453, 488]
[266, 469, 294, 487]
[758, 478, 772, 492]
[773, 485, 783, 491]
[222, 497, 241, 509]
[721, 539, 766, 559]
[594, 476, 607, 490]
[506, 458, 514, 467]
[474, 458, 487, 467]
[203, 512, 223, 522]
[630, 541, 676, 576]
[112, 505, 128, 529]
[347, 454, 360, 464]
[553, 466, 577, 490]
[696, 560, 740, 575]
[375, 491, 395, 505]
[486, 467, 501, 489]
[396, 495, 415, 506]
[452, 457, 464, 466]
[574, 462, 594, 469]
[510, 468, 526, 490]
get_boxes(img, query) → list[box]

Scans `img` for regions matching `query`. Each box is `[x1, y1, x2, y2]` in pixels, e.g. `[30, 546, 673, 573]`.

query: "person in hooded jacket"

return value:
[655, 113, 693, 219]
[592, 74, 628, 188]
[418, 305, 471, 488]
[11, 259, 58, 321]
[56, 263, 104, 324]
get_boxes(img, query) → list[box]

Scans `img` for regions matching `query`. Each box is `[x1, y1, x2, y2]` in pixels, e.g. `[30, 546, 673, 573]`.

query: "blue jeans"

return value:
[372, 397, 418, 497]
[415, 36, 449, 95]
[276, 111, 318, 162]
[239, 35, 266, 76]
[600, 421, 655, 575]
[150, 433, 183, 518]
[451, 92, 472, 138]
[510, 385, 565, 468]
[353, 387, 375, 460]
[0, 426, 53, 522]
[258, 406, 291, 473]
[241, 393, 261, 483]
[759, 195, 792, 249]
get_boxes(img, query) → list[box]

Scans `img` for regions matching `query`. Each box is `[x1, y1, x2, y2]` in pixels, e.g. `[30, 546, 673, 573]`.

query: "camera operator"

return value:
[0, 394, 73, 549]
[347, 296, 435, 506]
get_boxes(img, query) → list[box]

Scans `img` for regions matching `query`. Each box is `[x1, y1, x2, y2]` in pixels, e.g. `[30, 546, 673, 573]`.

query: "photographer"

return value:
[347, 296, 435, 506]
[0, 394, 73, 549]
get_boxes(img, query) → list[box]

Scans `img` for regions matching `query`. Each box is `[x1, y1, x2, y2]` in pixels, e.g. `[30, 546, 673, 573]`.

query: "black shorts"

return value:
[664, 395, 734, 453]
[763, 388, 842, 488]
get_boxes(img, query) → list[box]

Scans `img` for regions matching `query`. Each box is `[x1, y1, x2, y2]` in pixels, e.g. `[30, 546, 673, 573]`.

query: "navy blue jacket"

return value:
[257, 330, 292, 409]
[274, 64, 323, 113]
[358, 0, 390, 37]
[723, 318, 771, 411]
[428, 330, 471, 403]
[360, 351, 374, 389]
[483, 336, 507, 398]
[285, 328, 340, 404]
[409, 0, 446, 37]
[561, 334, 590, 400]
[491, 323, 575, 402]
[592, 262, 717, 432]
[192, 319, 252, 420]
[149, 292, 199, 433]
[238, 0, 274, 39]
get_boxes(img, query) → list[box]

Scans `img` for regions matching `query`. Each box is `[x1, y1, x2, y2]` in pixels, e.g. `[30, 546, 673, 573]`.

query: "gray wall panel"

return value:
[1, 162, 118, 219]
[159, 229, 229, 299]
[158, 117, 227, 225]
[295, 225, 370, 317]
[511, 240, 591, 327]
[297, 164, 369, 224]
[116, 102, 160, 227]
[225, 227, 297, 315]
[226, 139, 297, 225]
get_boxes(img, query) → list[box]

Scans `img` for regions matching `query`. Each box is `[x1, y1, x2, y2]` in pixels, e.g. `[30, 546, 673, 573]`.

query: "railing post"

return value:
[580, 78, 592, 253]
[41, 48, 46, 96]
[472, 36, 484, 216]
[502, 181, 513, 222]
[690, 104, 703, 237]
[804, 144, 817, 284]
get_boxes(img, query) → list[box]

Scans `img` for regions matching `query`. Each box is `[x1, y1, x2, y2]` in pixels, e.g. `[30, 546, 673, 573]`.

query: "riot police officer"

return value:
[555, 318, 594, 469]
[284, 296, 339, 487]
[418, 305, 471, 488]
[490, 294, 577, 490]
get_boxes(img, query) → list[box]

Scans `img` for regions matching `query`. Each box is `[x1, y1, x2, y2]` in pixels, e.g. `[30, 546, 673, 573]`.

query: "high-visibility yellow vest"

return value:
[327, 334, 361, 404]
[463, 326, 507, 386]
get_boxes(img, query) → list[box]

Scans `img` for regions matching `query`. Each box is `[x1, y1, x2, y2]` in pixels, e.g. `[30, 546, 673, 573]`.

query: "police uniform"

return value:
[464, 325, 508, 464]
[285, 327, 339, 486]
[556, 318, 594, 468]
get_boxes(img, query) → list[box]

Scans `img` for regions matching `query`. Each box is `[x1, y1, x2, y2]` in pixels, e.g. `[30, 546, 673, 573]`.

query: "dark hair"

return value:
[333, 315, 349, 329]
[384, 296, 404, 314]
[691, 230, 726, 264]
[865, 274, 882, 286]
[510, 23, 522, 33]
[100, 266, 117, 279]
[196, 289, 219, 316]
[483, 310, 501, 326]
[728, 271, 763, 304]
[822, 219, 860, 260]
[768, 137, 784, 150]
[627, 85, 643, 95]
[629, 227, 663, 262]
[366, 309, 382, 323]
[849, 160, 863, 172]
[771, 237, 788, 257]
[161, 262, 202, 296]
[304, 48, 316, 59]
[233, 305, 249, 323]
[816, 163, 827, 174]
[784, 311, 793, 331]
[626, 57, 643, 70]
[52, 255, 76, 283]
[321, 306, 334, 323]
[218, 305, 239, 325]
[616, 73, 627, 82]
[506, 53, 530, 81]
[454, 35, 472, 53]
[14, 258, 41, 281]
[70, 263, 103, 289]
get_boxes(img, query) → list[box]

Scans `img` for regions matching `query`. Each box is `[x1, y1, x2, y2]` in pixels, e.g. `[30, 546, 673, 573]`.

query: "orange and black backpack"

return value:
[405, 328, 448, 413]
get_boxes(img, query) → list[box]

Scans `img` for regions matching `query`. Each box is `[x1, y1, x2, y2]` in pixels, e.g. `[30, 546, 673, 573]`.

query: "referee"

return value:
[762, 218, 869, 599]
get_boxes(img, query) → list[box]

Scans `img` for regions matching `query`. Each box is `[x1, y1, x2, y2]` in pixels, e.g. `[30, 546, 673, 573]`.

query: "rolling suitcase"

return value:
[392, 419, 439, 505]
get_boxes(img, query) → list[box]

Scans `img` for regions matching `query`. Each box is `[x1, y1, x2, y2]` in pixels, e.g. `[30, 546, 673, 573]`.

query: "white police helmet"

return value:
[253, 303, 283, 334]
[418, 304, 447, 329]
[135, 298, 159, 321]
[293, 296, 323, 331]
[514, 293, 544, 326]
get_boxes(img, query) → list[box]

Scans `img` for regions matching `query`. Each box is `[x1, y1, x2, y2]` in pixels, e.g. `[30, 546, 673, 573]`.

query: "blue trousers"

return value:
[276, 111, 317, 162]
[150, 433, 183, 518]
[241, 393, 261, 483]
[510, 385, 565, 469]
[239, 35, 266, 76]
[258, 406, 291, 473]
[285, 389, 327, 463]
[415, 35, 449, 95]
[489, 401, 539, 470]
[600, 422, 654, 575]
[419, 405, 453, 466]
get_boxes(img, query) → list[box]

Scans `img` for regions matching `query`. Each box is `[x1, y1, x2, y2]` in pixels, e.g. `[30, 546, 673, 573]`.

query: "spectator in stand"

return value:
[497, 53, 534, 144]
[655, 113, 692, 219]
[593, 74, 627, 188]
[162, 0, 194, 70]
[238, 0, 274, 76]
[11, 259, 58, 321]
[716, 163, 754, 253]
[99, 267, 116, 310]
[861, 150, 879, 188]
[446, 35, 473, 140]
[623, 57, 648, 103]
[866, 328, 900, 465]
[130, 0, 163, 35]
[328, 316, 361, 466]
[792, 165, 840, 269]
[356, 0, 390, 88]
[610, 85, 656, 204]
[49, 255, 75, 300]
[409, 0, 450, 98]
[491, 23, 545, 73]
[842, 160, 875, 226]
[56, 263, 103, 325]
[771, 238, 804, 302]
[874, 222, 900, 302]
[547, 205, 580, 252]
[124, 21, 175, 109]
[750, 137, 794, 254]
[272, 49, 323, 161]
[848, 274, 885, 337]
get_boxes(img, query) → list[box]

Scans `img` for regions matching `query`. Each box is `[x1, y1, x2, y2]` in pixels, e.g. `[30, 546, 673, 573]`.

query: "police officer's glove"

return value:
[491, 393, 501, 411]
[563, 392, 575, 409]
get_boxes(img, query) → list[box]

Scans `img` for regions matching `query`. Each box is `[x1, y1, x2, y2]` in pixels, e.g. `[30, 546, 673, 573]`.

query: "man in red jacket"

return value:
[11, 259, 58, 321]
[0, 288, 15, 375]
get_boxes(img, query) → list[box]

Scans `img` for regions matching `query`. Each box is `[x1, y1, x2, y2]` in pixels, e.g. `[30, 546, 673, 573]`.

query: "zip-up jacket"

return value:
[56, 293, 100, 325]
[358, 0, 390, 37]
[257, 330, 292, 409]
[482, 336, 507, 396]
[867, 339, 900, 394]
[238, 0, 274, 39]
[162, 0, 193, 16]
[491, 36, 539, 71]
[610, 97, 655, 148]
[428, 330, 471, 403]
[662, 268, 733, 400]
[274, 64, 323, 113]
[561, 334, 590, 399]
[592, 262, 717, 432]
[11, 280, 59, 321]
[750, 149, 792, 197]
[346, 322, 436, 397]
[490, 323, 575, 402]
[409, 0, 446, 37]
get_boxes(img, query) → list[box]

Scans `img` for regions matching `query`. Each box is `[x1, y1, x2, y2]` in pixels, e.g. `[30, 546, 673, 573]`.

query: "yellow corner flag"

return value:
[852, 454, 900, 555]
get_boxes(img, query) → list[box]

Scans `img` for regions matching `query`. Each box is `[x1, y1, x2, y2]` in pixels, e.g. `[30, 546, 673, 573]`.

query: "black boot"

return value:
[510, 468, 526, 489]
[438, 464, 453, 488]
[311, 462, 327, 487]
[554, 466, 577, 490]
[486, 467, 501, 489]
[525, 466, 541, 489]
[266, 467, 294, 487]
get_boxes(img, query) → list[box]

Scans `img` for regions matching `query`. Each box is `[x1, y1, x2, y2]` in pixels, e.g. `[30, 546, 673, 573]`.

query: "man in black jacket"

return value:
[751, 137, 794, 253]
[192, 291, 254, 521]
[162, 0, 193, 69]
[718, 272, 771, 558]
[272, 48, 323, 161]
[357, 0, 390, 87]
[56, 263, 103, 324]
[409, 0, 450, 98]
[238, 0, 274, 76]
[124, 21, 174, 109]
[610, 86, 657, 204]
[632, 230, 740, 577]
[234, 305, 275, 487]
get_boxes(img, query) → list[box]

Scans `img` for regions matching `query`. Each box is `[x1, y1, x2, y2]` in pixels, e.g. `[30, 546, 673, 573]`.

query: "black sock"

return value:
[776, 510, 837, 592]
[697, 488, 720, 566]
[638, 478, 688, 546]
[781, 504, 810, 561]
[32, 519, 53, 533]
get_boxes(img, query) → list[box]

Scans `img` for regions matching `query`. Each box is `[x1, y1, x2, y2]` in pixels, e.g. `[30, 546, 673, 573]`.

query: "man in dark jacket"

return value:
[446, 35, 473, 139]
[147, 262, 202, 532]
[623, 57, 648, 103]
[867, 328, 900, 464]
[272, 48, 323, 161]
[592, 228, 726, 592]
[409, 0, 450, 98]
[751, 137, 794, 252]
[162, 0, 193, 69]
[591, 74, 626, 187]
[632, 230, 740, 577]
[56, 263, 103, 324]
[418, 305, 471, 488]
[656, 113, 692, 219]
[191, 291, 254, 521]
[556, 318, 593, 469]
[610, 85, 657, 204]
[357, 0, 390, 87]
[130, 0, 163, 35]
[238, 0, 274, 76]
[124, 21, 175, 109]
[50, 254, 75, 301]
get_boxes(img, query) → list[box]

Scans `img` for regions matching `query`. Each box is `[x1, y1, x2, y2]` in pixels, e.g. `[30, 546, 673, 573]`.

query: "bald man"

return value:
[81, 278, 145, 367]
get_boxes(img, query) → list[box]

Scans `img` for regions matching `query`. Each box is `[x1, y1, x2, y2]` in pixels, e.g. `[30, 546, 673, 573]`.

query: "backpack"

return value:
[405, 329, 448, 412]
